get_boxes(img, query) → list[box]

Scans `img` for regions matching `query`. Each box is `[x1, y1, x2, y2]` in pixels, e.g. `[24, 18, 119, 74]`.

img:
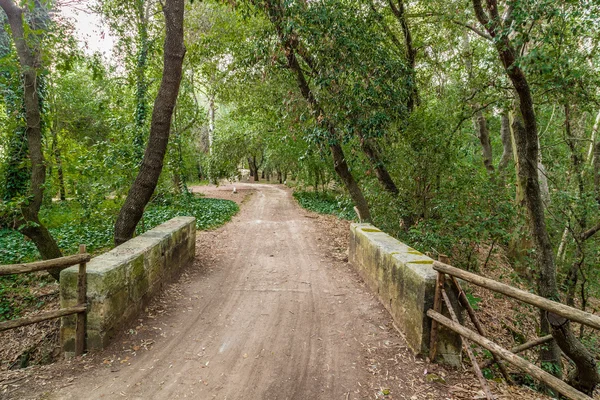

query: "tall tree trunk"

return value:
[208, 93, 215, 155]
[562, 104, 586, 307]
[497, 112, 512, 177]
[247, 157, 255, 178]
[249, 156, 260, 181]
[475, 110, 495, 176]
[387, 0, 418, 111]
[592, 111, 600, 204]
[114, 0, 186, 245]
[473, 0, 564, 373]
[462, 33, 494, 178]
[133, 0, 150, 162]
[0, 0, 63, 279]
[472, 0, 600, 390]
[595, 141, 600, 205]
[50, 128, 66, 201]
[260, 0, 371, 221]
[56, 145, 66, 201]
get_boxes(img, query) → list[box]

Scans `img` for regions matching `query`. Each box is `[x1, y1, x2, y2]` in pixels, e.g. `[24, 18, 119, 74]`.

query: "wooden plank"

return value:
[434, 261, 600, 331]
[75, 244, 87, 356]
[450, 276, 512, 383]
[0, 306, 86, 332]
[0, 253, 91, 276]
[441, 288, 495, 400]
[480, 335, 554, 369]
[427, 310, 592, 400]
[428, 271, 444, 361]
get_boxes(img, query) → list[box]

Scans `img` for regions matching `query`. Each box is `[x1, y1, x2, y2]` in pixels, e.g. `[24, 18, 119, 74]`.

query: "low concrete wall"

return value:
[60, 217, 196, 355]
[349, 223, 462, 365]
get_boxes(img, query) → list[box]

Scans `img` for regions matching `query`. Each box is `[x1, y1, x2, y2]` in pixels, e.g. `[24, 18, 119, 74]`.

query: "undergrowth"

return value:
[293, 190, 356, 220]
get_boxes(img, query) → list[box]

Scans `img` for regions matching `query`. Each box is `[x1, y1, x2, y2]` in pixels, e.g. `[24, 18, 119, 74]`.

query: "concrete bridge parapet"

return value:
[60, 217, 196, 355]
[349, 223, 462, 365]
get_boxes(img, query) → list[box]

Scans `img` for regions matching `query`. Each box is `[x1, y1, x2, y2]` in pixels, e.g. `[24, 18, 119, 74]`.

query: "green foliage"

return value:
[0, 196, 238, 266]
[465, 292, 482, 311]
[293, 190, 356, 220]
[138, 195, 239, 232]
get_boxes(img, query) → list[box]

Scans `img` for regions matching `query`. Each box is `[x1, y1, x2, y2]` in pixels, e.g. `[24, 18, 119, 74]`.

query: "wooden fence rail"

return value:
[433, 261, 600, 330]
[0, 245, 89, 356]
[429, 260, 595, 400]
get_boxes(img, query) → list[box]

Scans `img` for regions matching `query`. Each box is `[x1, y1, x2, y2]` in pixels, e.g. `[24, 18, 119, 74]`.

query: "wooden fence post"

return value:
[75, 244, 87, 356]
[429, 254, 448, 360]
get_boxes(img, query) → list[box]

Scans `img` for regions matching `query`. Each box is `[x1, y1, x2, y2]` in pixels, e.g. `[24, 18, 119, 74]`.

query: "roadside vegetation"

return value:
[2, 0, 600, 395]
[293, 191, 356, 221]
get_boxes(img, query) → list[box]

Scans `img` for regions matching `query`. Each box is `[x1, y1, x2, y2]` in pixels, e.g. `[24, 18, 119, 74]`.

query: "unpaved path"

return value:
[37, 183, 455, 400]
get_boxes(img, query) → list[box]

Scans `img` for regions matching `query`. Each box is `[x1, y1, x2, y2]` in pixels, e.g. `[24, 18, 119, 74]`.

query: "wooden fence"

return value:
[429, 259, 598, 400]
[0, 245, 90, 356]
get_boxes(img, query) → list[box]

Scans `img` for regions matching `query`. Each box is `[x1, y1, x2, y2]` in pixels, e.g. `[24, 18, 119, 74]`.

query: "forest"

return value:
[1, 0, 600, 397]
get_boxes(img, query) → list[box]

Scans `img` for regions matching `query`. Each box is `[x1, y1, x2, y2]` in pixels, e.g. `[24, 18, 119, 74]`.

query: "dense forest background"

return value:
[2, 0, 600, 395]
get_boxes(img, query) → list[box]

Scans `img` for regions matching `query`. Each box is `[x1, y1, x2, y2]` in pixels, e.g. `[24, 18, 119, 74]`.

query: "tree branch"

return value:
[452, 20, 492, 41]
[581, 222, 600, 242]
[471, 0, 491, 34]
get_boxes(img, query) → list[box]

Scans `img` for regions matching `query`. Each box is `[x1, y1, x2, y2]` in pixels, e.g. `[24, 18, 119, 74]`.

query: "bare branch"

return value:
[581, 222, 600, 242]
[451, 20, 492, 41]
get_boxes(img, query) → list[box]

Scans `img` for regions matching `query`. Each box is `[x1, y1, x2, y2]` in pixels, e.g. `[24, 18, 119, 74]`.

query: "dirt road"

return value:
[45, 183, 452, 400]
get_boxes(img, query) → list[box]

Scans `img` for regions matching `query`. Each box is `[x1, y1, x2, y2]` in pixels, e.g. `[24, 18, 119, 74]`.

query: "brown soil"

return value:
[0, 182, 561, 399]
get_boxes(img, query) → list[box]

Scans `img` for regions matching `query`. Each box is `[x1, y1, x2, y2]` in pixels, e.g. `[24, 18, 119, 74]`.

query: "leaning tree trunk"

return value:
[472, 0, 600, 390]
[0, 0, 63, 279]
[359, 136, 399, 195]
[114, 0, 185, 245]
[260, 0, 372, 221]
[548, 315, 600, 396]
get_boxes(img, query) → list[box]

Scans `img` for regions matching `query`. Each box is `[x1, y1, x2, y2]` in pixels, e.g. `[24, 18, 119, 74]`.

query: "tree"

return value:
[471, 0, 599, 393]
[255, 0, 372, 221]
[114, 0, 186, 245]
[0, 0, 63, 279]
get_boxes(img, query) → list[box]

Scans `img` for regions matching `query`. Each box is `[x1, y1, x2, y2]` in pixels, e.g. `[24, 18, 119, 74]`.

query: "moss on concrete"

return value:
[360, 228, 381, 232]
[349, 223, 462, 365]
[60, 216, 196, 356]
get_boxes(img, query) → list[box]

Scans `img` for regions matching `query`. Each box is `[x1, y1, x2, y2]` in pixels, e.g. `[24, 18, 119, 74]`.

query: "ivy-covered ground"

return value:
[0, 195, 238, 265]
[0, 194, 238, 322]
[292, 190, 357, 220]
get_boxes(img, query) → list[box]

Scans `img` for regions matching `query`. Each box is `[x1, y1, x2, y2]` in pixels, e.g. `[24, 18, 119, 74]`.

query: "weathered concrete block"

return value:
[349, 223, 462, 365]
[60, 217, 196, 356]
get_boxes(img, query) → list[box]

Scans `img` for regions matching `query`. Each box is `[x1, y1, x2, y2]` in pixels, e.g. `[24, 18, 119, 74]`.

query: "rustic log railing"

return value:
[429, 259, 595, 400]
[0, 245, 89, 356]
